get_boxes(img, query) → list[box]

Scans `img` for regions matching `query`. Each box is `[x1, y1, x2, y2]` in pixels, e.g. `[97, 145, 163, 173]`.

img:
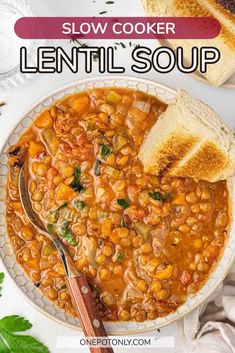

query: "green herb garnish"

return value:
[47, 223, 56, 235]
[0, 272, 4, 297]
[116, 252, 125, 261]
[148, 191, 172, 202]
[60, 227, 77, 246]
[70, 166, 85, 193]
[101, 144, 111, 157]
[56, 202, 68, 211]
[148, 191, 162, 201]
[74, 200, 86, 210]
[60, 284, 67, 290]
[0, 274, 49, 352]
[99, 11, 108, 14]
[117, 199, 129, 209]
[106, 1, 114, 3]
[0, 315, 49, 353]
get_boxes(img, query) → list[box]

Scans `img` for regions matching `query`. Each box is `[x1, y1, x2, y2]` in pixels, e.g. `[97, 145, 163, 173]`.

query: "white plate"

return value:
[156, 39, 235, 89]
[0, 76, 234, 334]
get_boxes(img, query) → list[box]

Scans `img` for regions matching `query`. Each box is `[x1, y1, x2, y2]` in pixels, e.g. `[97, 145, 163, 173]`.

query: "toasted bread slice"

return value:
[142, 0, 235, 86]
[139, 90, 235, 182]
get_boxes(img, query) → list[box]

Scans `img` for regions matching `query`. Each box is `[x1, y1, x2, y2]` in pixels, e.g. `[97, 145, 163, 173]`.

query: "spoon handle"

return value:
[67, 275, 114, 353]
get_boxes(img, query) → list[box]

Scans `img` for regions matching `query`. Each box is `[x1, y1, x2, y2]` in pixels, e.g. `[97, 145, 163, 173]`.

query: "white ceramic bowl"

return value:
[0, 76, 234, 334]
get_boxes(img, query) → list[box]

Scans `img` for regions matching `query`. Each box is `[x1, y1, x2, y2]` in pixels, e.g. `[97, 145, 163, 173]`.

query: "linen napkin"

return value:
[177, 270, 235, 353]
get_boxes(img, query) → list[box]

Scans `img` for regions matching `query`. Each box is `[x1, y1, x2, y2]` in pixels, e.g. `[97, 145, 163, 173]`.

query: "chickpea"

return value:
[34, 203, 42, 212]
[100, 291, 115, 306]
[201, 189, 211, 200]
[76, 255, 88, 270]
[113, 265, 123, 276]
[99, 268, 111, 281]
[72, 223, 86, 236]
[191, 204, 200, 213]
[89, 266, 97, 277]
[99, 112, 109, 123]
[60, 291, 70, 301]
[120, 145, 132, 155]
[116, 227, 129, 238]
[199, 202, 212, 213]
[29, 180, 37, 193]
[186, 192, 198, 203]
[47, 287, 58, 300]
[119, 309, 130, 321]
[192, 223, 203, 232]
[102, 245, 113, 257]
[189, 262, 197, 271]
[140, 243, 152, 253]
[193, 239, 203, 249]
[136, 279, 148, 293]
[21, 226, 34, 241]
[132, 235, 144, 248]
[186, 217, 197, 226]
[114, 180, 126, 192]
[31, 191, 44, 202]
[96, 253, 106, 265]
[120, 238, 131, 248]
[216, 211, 228, 228]
[197, 262, 210, 272]
[139, 255, 151, 266]
[30, 271, 41, 283]
[179, 224, 190, 234]
[41, 277, 53, 287]
[32, 162, 49, 177]
[151, 280, 162, 293]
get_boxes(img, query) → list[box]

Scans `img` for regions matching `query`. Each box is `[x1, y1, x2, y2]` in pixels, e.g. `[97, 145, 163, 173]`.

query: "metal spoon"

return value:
[19, 164, 114, 353]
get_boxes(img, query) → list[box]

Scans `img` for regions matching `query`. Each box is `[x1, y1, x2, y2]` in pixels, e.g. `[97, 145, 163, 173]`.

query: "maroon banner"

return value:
[15, 17, 220, 40]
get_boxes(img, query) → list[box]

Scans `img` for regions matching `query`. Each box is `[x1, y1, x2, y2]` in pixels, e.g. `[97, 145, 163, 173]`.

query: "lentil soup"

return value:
[6, 88, 229, 322]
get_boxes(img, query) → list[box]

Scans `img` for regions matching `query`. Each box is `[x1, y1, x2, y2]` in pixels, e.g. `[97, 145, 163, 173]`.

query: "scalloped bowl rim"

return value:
[0, 76, 234, 335]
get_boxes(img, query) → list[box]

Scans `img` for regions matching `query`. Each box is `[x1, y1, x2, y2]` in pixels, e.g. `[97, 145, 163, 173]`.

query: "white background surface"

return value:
[0, 1, 234, 352]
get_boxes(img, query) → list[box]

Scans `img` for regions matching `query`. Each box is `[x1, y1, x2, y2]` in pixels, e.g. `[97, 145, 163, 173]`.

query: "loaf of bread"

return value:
[142, 0, 235, 87]
[139, 90, 235, 182]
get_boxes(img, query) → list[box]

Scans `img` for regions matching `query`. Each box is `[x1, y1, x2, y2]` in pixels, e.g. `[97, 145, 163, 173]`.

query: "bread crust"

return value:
[142, 0, 235, 86]
[138, 90, 235, 182]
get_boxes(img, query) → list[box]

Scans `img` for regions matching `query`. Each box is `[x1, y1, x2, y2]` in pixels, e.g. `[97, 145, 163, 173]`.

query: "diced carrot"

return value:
[56, 183, 75, 202]
[172, 193, 186, 205]
[28, 141, 45, 158]
[34, 110, 53, 129]
[69, 95, 90, 114]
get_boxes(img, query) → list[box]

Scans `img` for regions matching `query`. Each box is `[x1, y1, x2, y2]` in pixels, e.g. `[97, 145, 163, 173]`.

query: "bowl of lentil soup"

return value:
[0, 76, 234, 333]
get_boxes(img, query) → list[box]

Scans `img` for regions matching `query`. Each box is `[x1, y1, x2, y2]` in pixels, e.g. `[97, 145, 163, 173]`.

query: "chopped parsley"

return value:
[99, 11, 108, 14]
[0, 272, 4, 297]
[74, 200, 86, 210]
[148, 191, 172, 202]
[117, 199, 129, 209]
[47, 223, 55, 235]
[70, 166, 85, 193]
[101, 144, 111, 157]
[116, 252, 125, 261]
[60, 226, 77, 246]
[56, 202, 68, 211]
